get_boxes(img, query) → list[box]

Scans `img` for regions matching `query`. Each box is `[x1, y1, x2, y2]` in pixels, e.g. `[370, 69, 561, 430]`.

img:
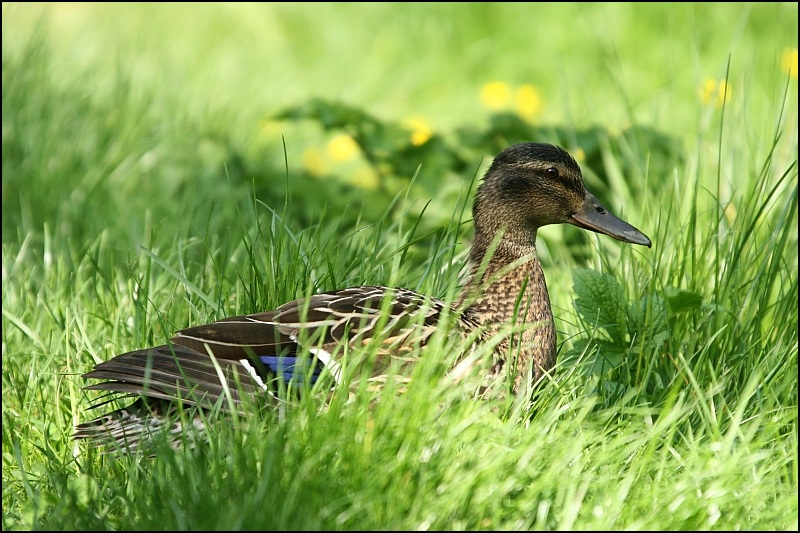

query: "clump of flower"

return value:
[515, 85, 543, 122]
[300, 134, 378, 191]
[480, 81, 512, 111]
[700, 79, 732, 108]
[781, 47, 797, 79]
[327, 133, 359, 162]
[302, 147, 328, 176]
[480, 81, 543, 122]
[402, 117, 432, 146]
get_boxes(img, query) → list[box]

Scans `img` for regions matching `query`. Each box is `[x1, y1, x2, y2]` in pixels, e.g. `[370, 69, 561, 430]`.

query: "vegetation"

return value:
[3, 3, 797, 530]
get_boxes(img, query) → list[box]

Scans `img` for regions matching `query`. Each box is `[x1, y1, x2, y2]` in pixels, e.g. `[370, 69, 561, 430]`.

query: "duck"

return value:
[74, 142, 651, 452]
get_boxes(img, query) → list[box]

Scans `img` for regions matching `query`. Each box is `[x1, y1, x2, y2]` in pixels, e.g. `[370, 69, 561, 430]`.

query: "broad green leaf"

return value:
[561, 338, 626, 377]
[572, 268, 629, 343]
[629, 294, 670, 349]
[664, 286, 704, 315]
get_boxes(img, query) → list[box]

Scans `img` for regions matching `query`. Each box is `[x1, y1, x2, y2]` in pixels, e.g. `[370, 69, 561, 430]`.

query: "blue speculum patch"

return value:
[259, 356, 324, 383]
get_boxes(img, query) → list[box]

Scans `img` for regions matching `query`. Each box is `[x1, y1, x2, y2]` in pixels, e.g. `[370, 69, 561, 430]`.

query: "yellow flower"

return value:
[301, 147, 328, 176]
[327, 134, 359, 162]
[724, 202, 737, 225]
[515, 84, 543, 122]
[781, 47, 798, 79]
[700, 79, 732, 108]
[401, 117, 432, 146]
[480, 81, 511, 111]
[573, 147, 586, 163]
[348, 166, 379, 191]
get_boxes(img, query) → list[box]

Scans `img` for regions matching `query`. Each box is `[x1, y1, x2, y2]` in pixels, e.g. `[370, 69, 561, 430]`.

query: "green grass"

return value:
[2, 3, 798, 530]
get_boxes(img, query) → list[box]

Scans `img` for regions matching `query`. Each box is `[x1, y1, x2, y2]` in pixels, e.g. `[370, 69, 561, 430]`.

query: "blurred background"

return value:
[3, 2, 796, 254]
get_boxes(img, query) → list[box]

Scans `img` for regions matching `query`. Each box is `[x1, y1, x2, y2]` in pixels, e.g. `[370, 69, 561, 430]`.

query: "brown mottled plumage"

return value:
[74, 142, 650, 453]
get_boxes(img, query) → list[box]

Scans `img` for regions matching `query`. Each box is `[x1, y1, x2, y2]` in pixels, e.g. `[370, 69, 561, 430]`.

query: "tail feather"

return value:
[81, 345, 269, 408]
[74, 398, 206, 454]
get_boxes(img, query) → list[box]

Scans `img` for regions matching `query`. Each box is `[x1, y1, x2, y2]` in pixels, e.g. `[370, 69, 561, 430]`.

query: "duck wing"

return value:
[80, 286, 450, 410]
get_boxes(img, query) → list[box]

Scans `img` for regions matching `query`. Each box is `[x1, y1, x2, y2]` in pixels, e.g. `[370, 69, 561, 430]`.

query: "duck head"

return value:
[472, 142, 651, 252]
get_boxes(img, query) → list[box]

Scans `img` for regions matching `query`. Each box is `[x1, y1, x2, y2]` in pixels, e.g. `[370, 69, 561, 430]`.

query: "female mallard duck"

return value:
[74, 142, 650, 451]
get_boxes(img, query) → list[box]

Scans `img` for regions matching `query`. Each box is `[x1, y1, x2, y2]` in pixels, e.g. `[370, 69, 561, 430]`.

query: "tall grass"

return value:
[3, 3, 797, 530]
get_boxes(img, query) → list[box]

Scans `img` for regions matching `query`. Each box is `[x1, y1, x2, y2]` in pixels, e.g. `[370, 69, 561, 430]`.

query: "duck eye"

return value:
[545, 167, 559, 178]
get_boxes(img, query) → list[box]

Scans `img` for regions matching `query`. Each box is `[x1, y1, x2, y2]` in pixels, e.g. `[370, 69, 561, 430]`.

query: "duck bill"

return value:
[568, 192, 652, 247]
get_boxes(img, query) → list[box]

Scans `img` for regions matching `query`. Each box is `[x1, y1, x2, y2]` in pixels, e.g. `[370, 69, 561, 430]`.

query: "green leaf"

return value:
[572, 268, 629, 343]
[664, 286, 704, 315]
[629, 294, 670, 348]
[562, 338, 626, 377]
